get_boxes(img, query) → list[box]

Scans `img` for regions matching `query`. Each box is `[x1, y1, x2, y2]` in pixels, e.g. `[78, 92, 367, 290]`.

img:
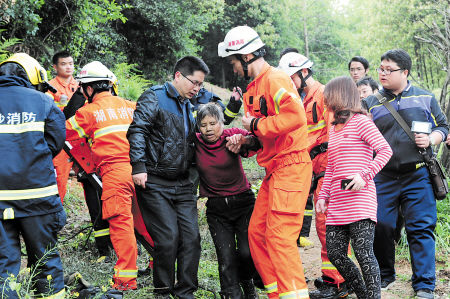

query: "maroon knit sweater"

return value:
[195, 128, 251, 197]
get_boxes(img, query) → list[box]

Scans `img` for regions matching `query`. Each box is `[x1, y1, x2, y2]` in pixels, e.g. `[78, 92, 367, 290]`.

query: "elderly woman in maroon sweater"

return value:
[195, 103, 260, 299]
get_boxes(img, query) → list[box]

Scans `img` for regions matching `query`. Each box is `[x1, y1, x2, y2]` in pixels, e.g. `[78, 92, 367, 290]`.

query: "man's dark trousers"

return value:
[374, 166, 436, 291]
[137, 180, 200, 299]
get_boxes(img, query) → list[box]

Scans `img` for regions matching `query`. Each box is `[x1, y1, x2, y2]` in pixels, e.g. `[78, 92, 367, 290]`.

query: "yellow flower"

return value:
[79, 232, 84, 237]
[73, 291, 79, 297]
[101, 285, 107, 292]
[10, 274, 14, 278]
[47, 274, 52, 280]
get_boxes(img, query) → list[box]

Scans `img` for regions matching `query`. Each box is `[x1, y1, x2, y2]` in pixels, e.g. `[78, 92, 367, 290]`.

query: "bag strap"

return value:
[374, 92, 429, 158]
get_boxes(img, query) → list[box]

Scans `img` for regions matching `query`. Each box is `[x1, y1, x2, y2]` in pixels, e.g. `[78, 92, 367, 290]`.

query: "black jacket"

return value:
[127, 82, 196, 180]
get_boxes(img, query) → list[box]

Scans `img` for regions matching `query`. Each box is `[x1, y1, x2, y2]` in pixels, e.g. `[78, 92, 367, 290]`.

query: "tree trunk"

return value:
[303, 0, 309, 58]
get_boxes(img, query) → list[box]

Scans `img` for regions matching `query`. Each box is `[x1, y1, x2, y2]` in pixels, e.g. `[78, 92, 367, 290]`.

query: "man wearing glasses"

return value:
[363, 49, 448, 299]
[127, 56, 209, 299]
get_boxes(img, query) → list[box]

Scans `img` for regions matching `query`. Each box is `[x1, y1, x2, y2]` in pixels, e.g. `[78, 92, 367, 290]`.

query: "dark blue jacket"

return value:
[0, 75, 65, 219]
[127, 82, 196, 180]
[190, 88, 242, 125]
[363, 82, 448, 174]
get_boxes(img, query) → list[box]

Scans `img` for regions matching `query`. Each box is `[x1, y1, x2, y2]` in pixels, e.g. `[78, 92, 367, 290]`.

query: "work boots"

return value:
[241, 280, 258, 299]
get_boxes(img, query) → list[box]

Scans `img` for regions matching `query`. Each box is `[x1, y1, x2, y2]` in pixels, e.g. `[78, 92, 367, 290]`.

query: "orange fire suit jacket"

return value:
[303, 81, 330, 153]
[65, 91, 136, 178]
[48, 76, 78, 111]
[244, 62, 310, 173]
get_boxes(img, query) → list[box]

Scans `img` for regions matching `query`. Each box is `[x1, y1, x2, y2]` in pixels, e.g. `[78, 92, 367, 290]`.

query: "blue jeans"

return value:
[373, 167, 436, 291]
[0, 210, 66, 298]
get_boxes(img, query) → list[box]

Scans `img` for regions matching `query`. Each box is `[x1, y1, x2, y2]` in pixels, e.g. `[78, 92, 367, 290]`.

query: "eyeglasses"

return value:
[376, 68, 403, 75]
[180, 72, 204, 88]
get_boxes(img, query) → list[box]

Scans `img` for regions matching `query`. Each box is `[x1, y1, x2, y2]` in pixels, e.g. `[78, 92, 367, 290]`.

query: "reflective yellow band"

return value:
[40, 289, 65, 299]
[114, 268, 138, 278]
[280, 289, 309, 298]
[3, 208, 14, 220]
[264, 281, 278, 293]
[273, 88, 287, 114]
[0, 185, 58, 200]
[0, 122, 44, 134]
[322, 261, 341, 270]
[94, 124, 129, 139]
[307, 120, 326, 133]
[224, 108, 238, 118]
[416, 162, 425, 169]
[68, 116, 88, 139]
[304, 209, 313, 216]
[94, 228, 110, 238]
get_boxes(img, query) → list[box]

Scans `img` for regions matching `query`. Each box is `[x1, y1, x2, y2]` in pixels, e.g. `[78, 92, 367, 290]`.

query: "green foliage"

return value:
[112, 63, 151, 101]
[0, 30, 20, 61]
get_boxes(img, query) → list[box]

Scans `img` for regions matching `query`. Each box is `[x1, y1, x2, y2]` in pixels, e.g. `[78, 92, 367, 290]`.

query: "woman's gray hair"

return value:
[196, 102, 224, 128]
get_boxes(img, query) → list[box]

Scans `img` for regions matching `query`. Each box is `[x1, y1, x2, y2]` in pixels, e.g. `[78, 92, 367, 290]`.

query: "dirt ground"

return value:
[299, 215, 450, 299]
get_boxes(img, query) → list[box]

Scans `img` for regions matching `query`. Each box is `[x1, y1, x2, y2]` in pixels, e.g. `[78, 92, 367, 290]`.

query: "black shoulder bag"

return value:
[375, 92, 449, 200]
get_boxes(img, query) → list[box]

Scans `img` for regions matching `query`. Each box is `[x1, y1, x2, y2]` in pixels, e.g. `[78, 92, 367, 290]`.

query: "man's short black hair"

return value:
[356, 77, 379, 92]
[348, 56, 369, 70]
[52, 51, 72, 65]
[380, 49, 411, 76]
[279, 47, 299, 59]
[173, 56, 209, 79]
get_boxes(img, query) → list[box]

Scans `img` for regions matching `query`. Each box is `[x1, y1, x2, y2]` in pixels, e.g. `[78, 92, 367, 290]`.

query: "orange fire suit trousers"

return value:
[100, 163, 138, 290]
[53, 150, 73, 202]
[248, 162, 312, 299]
[313, 153, 346, 285]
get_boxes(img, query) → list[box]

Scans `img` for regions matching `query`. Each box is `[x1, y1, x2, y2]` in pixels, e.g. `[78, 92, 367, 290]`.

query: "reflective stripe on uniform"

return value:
[264, 281, 278, 294]
[279, 289, 309, 299]
[322, 261, 338, 270]
[304, 209, 313, 217]
[0, 122, 44, 134]
[224, 107, 238, 118]
[114, 268, 138, 278]
[94, 228, 110, 238]
[68, 117, 89, 139]
[93, 124, 129, 139]
[0, 185, 58, 200]
[273, 88, 287, 114]
[3, 208, 14, 219]
[307, 119, 326, 133]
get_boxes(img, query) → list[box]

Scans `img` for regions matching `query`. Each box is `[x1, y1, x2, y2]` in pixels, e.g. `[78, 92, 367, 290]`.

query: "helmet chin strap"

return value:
[82, 85, 97, 103]
[237, 54, 262, 81]
[296, 69, 313, 95]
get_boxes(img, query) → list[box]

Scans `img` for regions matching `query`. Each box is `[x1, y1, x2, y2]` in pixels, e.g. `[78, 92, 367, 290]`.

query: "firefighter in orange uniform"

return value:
[65, 61, 138, 290]
[279, 51, 350, 299]
[47, 51, 78, 201]
[219, 26, 312, 299]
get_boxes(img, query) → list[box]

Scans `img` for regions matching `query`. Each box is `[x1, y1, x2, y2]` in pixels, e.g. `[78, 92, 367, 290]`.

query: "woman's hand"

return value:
[345, 173, 366, 191]
[226, 134, 244, 153]
[316, 198, 327, 213]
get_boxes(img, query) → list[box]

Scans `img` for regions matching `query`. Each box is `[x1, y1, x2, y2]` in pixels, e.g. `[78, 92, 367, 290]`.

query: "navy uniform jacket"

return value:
[0, 75, 65, 219]
[363, 82, 448, 174]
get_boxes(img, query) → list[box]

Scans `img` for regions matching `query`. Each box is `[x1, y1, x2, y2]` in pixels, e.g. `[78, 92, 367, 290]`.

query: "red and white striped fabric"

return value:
[318, 113, 392, 225]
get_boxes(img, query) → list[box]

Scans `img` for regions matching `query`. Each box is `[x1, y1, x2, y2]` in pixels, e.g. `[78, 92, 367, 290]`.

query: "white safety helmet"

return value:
[278, 52, 313, 77]
[218, 26, 265, 58]
[77, 61, 115, 84]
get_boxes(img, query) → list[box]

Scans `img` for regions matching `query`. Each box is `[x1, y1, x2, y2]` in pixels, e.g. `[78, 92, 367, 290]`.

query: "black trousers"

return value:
[206, 190, 256, 297]
[137, 181, 201, 299]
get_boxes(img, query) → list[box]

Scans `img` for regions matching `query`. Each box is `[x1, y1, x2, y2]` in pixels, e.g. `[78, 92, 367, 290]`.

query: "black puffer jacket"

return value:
[127, 82, 196, 179]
